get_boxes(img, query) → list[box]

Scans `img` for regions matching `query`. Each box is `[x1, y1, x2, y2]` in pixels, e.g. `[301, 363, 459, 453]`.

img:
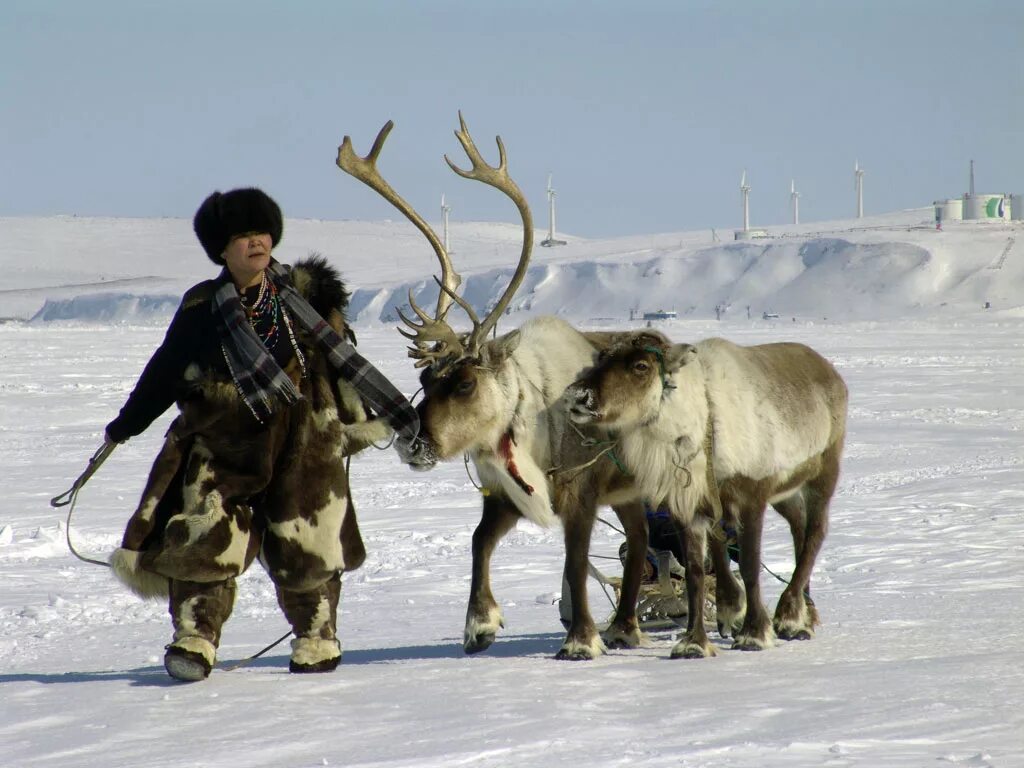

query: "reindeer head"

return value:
[402, 328, 524, 466]
[566, 331, 698, 430]
[336, 113, 533, 469]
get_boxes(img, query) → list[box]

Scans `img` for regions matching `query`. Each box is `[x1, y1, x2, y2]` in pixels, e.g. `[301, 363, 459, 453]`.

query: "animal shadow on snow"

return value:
[0, 632, 592, 685]
[240, 631, 569, 667]
[342, 631, 568, 663]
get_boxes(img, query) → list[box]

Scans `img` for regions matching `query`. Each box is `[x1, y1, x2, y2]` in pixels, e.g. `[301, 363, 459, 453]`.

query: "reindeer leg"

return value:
[555, 507, 605, 660]
[670, 519, 717, 659]
[464, 494, 520, 654]
[709, 528, 745, 639]
[733, 501, 776, 651]
[774, 447, 838, 640]
[602, 501, 649, 649]
[773, 494, 807, 563]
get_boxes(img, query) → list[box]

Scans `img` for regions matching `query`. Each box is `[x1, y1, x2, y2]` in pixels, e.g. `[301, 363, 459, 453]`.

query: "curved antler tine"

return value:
[433, 275, 480, 328]
[444, 112, 473, 179]
[336, 119, 462, 325]
[440, 112, 534, 355]
[336, 120, 394, 181]
[406, 287, 435, 324]
[445, 111, 509, 181]
[394, 284, 467, 367]
[410, 355, 435, 369]
[366, 120, 393, 162]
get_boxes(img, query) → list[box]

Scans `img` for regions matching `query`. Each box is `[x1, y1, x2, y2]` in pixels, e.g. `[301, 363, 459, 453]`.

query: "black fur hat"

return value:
[193, 187, 283, 264]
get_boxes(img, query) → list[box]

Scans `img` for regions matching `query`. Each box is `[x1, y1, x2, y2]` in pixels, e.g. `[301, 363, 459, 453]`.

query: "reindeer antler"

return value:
[445, 112, 534, 355]
[337, 121, 462, 327]
[396, 284, 466, 368]
[336, 113, 533, 367]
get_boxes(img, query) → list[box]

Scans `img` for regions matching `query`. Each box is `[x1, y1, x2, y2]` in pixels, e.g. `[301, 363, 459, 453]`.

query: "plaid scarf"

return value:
[213, 262, 420, 445]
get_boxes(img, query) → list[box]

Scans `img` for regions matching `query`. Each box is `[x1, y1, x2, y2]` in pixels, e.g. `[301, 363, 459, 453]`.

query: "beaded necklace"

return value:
[241, 272, 307, 379]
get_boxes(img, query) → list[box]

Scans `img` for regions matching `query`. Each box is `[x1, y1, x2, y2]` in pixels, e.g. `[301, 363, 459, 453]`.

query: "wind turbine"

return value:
[441, 193, 452, 255]
[740, 170, 751, 231]
[540, 173, 566, 246]
[790, 179, 800, 225]
[854, 161, 865, 219]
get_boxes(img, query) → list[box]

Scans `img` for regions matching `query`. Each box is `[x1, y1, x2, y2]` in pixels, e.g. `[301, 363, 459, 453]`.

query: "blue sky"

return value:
[3, 0, 1022, 238]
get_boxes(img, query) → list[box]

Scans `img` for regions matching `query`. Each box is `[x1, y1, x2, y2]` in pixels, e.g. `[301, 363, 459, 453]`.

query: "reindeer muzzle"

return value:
[565, 385, 599, 424]
[396, 434, 438, 471]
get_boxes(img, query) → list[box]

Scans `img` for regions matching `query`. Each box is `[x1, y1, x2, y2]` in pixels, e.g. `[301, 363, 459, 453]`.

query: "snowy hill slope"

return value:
[1, 209, 1021, 324]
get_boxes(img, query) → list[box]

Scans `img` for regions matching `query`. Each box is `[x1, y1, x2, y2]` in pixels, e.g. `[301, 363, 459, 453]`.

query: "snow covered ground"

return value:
[1, 212, 1022, 766]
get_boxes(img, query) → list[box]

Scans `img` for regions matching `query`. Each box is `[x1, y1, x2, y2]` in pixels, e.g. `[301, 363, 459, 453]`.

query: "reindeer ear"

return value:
[664, 343, 698, 373]
[480, 329, 521, 367]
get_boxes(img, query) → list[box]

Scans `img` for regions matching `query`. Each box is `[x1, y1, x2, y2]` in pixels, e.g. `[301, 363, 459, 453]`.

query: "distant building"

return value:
[933, 198, 963, 223]
[734, 228, 769, 240]
[960, 159, 1012, 221]
[963, 193, 1011, 221]
[642, 309, 677, 321]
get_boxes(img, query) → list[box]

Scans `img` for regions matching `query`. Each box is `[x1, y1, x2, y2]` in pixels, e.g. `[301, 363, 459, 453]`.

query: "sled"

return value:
[558, 545, 717, 632]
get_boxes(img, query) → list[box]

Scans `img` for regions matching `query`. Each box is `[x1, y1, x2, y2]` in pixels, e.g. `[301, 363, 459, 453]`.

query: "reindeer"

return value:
[336, 115, 654, 660]
[566, 330, 848, 658]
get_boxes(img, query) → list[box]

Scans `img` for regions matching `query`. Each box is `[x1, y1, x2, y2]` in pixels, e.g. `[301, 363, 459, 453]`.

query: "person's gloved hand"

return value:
[104, 429, 126, 446]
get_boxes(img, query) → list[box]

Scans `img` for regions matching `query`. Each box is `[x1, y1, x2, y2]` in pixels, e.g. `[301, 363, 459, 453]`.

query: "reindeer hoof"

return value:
[555, 635, 604, 661]
[670, 646, 704, 660]
[777, 628, 814, 641]
[670, 641, 717, 659]
[732, 637, 768, 652]
[463, 633, 496, 654]
[717, 621, 731, 639]
[733, 642, 764, 652]
[602, 625, 646, 650]
[554, 647, 595, 661]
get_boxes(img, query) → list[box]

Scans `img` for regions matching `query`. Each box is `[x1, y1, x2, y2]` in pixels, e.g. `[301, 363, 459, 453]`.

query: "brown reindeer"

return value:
[566, 330, 848, 657]
[336, 115, 658, 659]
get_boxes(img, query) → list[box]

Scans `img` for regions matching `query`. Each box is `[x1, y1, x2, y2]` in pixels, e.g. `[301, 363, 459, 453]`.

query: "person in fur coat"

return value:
[104, 187, 420, 682]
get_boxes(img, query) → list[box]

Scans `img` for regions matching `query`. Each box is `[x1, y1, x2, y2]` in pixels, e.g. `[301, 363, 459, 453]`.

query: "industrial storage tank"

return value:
[933, 198, 963, 222]
[963, 193, 1010, 220]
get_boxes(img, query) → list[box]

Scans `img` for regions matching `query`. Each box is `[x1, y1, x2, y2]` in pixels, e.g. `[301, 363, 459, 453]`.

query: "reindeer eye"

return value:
[455, 378, 476, 396]
[633, 360, 651, 374]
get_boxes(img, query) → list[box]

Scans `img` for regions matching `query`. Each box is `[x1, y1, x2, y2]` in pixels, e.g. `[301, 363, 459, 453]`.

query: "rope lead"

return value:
[51, 440, 117, 568]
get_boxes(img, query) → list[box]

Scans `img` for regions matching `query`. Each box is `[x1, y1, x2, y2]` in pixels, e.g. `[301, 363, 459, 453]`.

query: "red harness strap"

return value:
[498, 431, 535, 496]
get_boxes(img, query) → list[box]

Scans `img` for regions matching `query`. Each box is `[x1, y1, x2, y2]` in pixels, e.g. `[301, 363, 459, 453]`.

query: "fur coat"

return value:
[111, 257, 390, 598]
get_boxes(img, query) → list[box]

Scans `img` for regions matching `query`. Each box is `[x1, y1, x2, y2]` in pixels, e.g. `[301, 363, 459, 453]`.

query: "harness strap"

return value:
[641, 345, 676, 391]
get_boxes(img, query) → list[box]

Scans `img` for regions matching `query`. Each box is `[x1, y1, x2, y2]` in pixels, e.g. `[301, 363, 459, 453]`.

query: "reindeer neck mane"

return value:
[471, 317, 599, 528]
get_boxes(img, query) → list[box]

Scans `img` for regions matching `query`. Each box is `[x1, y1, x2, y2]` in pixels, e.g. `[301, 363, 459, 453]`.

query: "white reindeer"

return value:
[336, 115, 649, 660]
[566, 330, 848, 658]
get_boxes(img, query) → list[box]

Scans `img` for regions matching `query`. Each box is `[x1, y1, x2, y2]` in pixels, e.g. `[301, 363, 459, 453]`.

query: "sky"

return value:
[3, 0, 1023, 238]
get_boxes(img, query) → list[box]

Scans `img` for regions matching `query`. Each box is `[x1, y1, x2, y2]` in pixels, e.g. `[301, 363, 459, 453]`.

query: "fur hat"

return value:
[193, 187, 283, 264]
